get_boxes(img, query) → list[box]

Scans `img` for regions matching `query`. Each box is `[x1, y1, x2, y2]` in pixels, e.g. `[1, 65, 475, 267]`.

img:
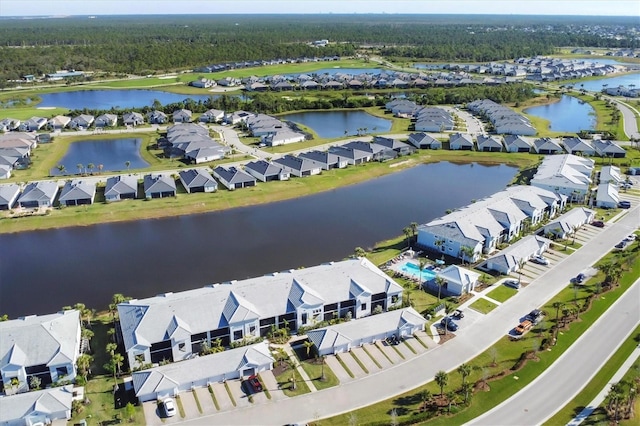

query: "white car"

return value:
[163, 398, 177, 417]
[624, 234, 636, 242]
[531, 255, 549, 265]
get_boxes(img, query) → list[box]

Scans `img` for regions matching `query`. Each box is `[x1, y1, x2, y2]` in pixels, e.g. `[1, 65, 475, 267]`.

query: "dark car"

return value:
[618, 201, 631, 209]
[615, 241, 628, 249]
[590, 220, 605, 228]
[452, 309, 464, 319]
[572, 273, 586, 284]
[247, 375, 263, 393]
[504, 279, 521, 290]
[526, 309, 543, 324]
[440, 317, 458, 332]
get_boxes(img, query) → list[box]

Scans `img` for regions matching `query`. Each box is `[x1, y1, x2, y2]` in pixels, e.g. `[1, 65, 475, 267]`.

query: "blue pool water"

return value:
[399, 261, 438, 281]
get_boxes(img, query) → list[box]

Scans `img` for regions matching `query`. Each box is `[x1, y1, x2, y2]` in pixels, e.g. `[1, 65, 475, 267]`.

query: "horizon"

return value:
[1, 0, 638, 18]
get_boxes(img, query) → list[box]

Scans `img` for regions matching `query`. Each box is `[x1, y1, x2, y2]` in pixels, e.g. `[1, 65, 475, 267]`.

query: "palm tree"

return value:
[446, 390, 458, 413]
[435, 276, 446, 301]
[287, 358, 298, 390]
[461, 382, 473, 404]
[435, 370, 448, 396]
[87, 163, 95, 175]
[607, 382, 624, 422]
[353, 247, 366, 258]
[125, 160, 131, 171]
[459, 246, 475, 265]
[403, 227, 412, 249]
[303, 340, 315, 358]
[77, 163, 83, 175]
[410, 222, 418, 243]
[76, 354, 93, 382]
[457, 363, 471, 386]
[320, 355, 327, 381]
[552, 301, 564, 341]
[56, 164, 66, 175]
[517, 258, 526, 284]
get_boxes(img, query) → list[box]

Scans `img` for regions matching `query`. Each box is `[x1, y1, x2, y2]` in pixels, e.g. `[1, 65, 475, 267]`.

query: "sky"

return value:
[0, 0, 638, 17]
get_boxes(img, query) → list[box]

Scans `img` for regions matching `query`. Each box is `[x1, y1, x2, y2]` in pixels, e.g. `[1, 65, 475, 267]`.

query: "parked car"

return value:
[571, 273, 586, 284]
[590, 220, 605, 228]
[162, 398, 177, 417]
[615, 241, 628, 249]
[526, 309, 543, 325]
[624, 234, 636, 242]
[531, 255, 549, 265]
[618, 201, 631, 209]
[452, 309, 464, 319]
[515, 320, 533, 335]
[440, 317, 458, 332]
[247, 375, 263, 393]
[504, 279, 521, 290]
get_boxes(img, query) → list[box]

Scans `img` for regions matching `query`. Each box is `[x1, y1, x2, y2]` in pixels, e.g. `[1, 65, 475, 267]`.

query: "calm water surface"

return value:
[0, 162, 517, 317]
[577, 72, 640, 92]
[38, 89, 213, 110]
[51, 138, 149, 175]
[524, 95, 596, 132]
[282, 110, 392, 138]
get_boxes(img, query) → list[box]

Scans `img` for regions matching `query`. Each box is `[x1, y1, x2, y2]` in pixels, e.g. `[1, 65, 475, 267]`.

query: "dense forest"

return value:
[0, 14, 637, 79]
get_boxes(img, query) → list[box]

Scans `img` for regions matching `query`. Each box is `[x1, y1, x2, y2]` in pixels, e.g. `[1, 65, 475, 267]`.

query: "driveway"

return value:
[351, 346, 380, 373]
[143, 400, 181, 426]
[179, 392, 200, 419]
[260, 371, 286, 401]
[324, 354, 353, 383]
[364, 343, 393, 368]
[226, 380, 251, 408]
[336, 351, 367, 377]
[209, 382, 234, 411]
[375, 340, 403, 364]
[193, 386, 217, 415]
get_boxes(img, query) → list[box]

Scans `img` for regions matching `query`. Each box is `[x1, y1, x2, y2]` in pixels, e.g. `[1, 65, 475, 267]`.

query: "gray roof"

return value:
[132, 342, 273, 397]
[104, 175, 138, 197]
[143, 174, 176, 193]
[58, 179, 96, 202]
[0, 385, 73, 424]
[17, 181, 59, 204]
[503, 135, 532, 149]
[449, 133, 474, 147]
[327, 146, 370, 161]
[592, 139, 626, 155]
[298, 150, 344, 166]
[213, 166, 256, 185]
[0, 311, 80, 371]
[307, 308, 426, 352]
[373, 137, 412, 151]
[476, 135, 503, 149]
[118, 258, 403, 352]
[273, 155, 322, 173]
[178, 169, 216, 189]
[533, 137, 563, 152]
[244, 160, 286, 177]
[0, 183, 20, 206]
[342, 141, 387, 155]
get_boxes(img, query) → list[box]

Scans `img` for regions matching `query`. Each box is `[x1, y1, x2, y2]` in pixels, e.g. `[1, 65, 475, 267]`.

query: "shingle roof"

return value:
[105, 175, 138, 197]
[0, 385, 73, 424]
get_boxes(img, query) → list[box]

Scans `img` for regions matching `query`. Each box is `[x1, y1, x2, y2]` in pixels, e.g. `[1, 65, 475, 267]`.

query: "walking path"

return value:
[282, 345, 317, 392]
[567, 346, 640, 426]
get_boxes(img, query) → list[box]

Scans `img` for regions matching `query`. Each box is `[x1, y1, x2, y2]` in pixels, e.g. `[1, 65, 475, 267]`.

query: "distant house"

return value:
[213, 166, 256, 190]
[143, 174, 176, 199]
[562, 137, 595, 156]
[298, 150, 348, 170]
[199, 109, 224, 123]
[172, 109, 193, 123]
[122, 112, 145, 127]
[17, 181, 59, 208]
[342, 141, 397, 161]
[132, 342, 274, 403]
[0, 165, 11, 179]
[503, 135, 531, 153]
[273, 155, 322, 177]
[58, 179, 96, 206]
[476, 135, 503, 152]
[407, 133, 441, 149]
[69, 114, 95, 130]
[47, 115, 71, 131]
[306, 308, 426, 356]
[599, 165, 622, 185]
[104, 175, 138, 202]
[0, 385, 74, 425]
[178, 169, 217, 193]
[373, 136, 415, 155]
[595, 183, 620, 209]
[327, 146, 371, 165]
[0, 183, 20, 210]
[0, 118, 20, 132]
[244, 160, 290, 182]
[449, 133, 475, 151]
[94, 114, 118, 128]
[424, 265, 480, 297]
[592, 139, 626, 158]
[147, 110, 168, 125]
[263, 130, 306, 146]
[190, 78, 216, 89]
[481, 235, 551, 275]
[533, 138, 563, 155]
[541, 207, 595, 239]
[0, 310, 81, 394]
[18, 117, 47, 132]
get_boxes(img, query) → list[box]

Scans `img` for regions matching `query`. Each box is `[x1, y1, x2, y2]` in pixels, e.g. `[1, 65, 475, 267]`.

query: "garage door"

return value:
[242, 368, 255, 377]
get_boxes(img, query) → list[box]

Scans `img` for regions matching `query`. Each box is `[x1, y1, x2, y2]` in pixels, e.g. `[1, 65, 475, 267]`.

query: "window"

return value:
[249, 325, 256, 335]
[178, 343, 186, 352]
[391, 295, 399, 304]
[301, 313, 308, 324]
[233, 330, 243, 341]
[56, 366, 68, 377]
[361, 303, 367, 311]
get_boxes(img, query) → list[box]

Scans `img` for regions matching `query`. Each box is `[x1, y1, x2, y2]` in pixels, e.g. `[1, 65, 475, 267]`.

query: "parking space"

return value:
[375, 341, 403, 363]
[143, 400, 181, 426]
[260, 371, 286, 401]
[210, 382, 234, 411]
[351, 346, 380, 373]
[179, 391, 200, 419]
[193, 386, 217, 415]
[337, 351, 367, 377]
[324, 353, 353, 383]
[414, 330, 436, 348]
[404, 335, 428, 353]
[364, 343, 393, 368]
[394, 341, 416, 359]
[227, 380, 251, 408]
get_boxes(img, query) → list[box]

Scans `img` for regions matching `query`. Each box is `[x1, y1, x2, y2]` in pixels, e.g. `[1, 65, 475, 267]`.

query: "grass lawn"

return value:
[2, 106, 71, 121]
[299, 359, 340, 391]
[469, 298, 499, 314]
[486, 285, 518, 303]
[274, 367, 311, 397]
[544, 325, 640, 425]
[318, 247, 639, 426]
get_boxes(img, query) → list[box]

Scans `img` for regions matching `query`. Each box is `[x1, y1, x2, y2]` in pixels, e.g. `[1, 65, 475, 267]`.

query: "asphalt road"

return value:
[468, 279, 640, 426]
[176, 205, 639, 425]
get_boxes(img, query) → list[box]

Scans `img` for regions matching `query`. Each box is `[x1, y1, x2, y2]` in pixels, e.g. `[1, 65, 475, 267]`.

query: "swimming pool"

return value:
[398, 261, 437, 281]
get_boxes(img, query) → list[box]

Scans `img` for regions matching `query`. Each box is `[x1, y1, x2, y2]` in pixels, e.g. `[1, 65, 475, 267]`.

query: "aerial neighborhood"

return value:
[0, 10, 639, 426]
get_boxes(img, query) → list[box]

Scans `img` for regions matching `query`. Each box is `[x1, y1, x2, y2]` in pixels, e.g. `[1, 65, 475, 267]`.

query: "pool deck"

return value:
[384, 252, 440, 283]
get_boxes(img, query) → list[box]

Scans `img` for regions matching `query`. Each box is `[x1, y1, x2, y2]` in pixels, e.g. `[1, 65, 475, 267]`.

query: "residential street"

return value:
[176, 205, 639, 425]
[468, 279, 640, 426]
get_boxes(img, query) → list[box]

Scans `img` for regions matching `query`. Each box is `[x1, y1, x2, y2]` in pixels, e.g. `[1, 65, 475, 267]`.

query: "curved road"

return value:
[177, 204, 639, 425]
[468, 279, 640, 426]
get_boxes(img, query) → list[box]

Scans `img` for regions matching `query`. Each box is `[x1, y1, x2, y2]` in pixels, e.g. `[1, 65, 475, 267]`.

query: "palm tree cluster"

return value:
[606, 379, 639, 423]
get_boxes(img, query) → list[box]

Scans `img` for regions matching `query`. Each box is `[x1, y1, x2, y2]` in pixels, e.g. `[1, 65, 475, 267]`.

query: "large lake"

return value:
[38, 89, 213, 110]
[577, 72, 640, 92]
[51, 138, 149, 176]
[282, 110, 392, 138]
[524, 95, 596, 133]
[0, 161, 517, 317]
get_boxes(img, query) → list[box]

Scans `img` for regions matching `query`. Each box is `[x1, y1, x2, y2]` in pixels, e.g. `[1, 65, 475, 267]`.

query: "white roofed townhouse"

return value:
[530, 154, 594, 203]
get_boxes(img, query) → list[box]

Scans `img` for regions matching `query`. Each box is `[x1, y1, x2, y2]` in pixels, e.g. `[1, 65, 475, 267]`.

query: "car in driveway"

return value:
[162, 398, 177, 417]
[440, 316, 458, 332]
[590, 220, 605, 228]
[515, 320, 533, 335]
[504, 279, 521, 290]
[615, 240, 629, 249]
[452, 309, 464, 319]
[530, 255, 549, 265]
[246, 375, 263, 393]
[618, 200, 631, 209]
[624, 234, 636, 242]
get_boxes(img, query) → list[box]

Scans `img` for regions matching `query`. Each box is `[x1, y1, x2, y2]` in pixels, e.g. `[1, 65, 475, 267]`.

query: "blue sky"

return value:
[1, 0, 638, 17]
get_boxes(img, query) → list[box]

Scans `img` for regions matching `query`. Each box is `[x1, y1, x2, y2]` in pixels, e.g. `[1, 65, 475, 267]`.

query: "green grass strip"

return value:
[258, 374, 272, 400]
[351, 351, 369, 374]
[208, 384, 220, 410]
[375, 342, 395, 364]
[337, 356, 355, 378]
[362, 346, 383, 369]
[224, 382, 236, 407]
[403, 339, 418, 354]
[412, 335, 430, 349]
[191, 390, 203, 414]
[175, 396, 186, 418]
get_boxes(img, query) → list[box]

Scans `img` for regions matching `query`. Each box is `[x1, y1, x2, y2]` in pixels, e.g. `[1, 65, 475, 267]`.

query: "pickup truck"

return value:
[515, 320, 533, 335]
